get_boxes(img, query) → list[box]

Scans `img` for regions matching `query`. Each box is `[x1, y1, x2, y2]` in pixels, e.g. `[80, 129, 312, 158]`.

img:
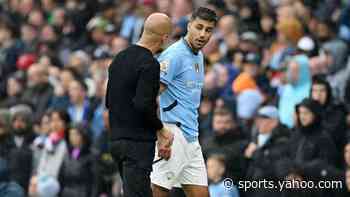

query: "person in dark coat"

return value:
[106, 13, 173, 197]
[7, 105, 36, 194]
[202, 107, 247, 184]
[0, 72, 27, 109]
[243, 105, 291, 197]
[0, 109, 15, 161]
[0, 18, 23, 98]
[59, 124, 96, 197]
[0, 158, 25, 197]
[311, 75, 348, 167]
[280, 98, 338, 197]
[21, 64, 54, 123]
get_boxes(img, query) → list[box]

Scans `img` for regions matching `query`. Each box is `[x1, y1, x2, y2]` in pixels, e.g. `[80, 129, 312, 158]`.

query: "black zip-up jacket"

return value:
[106, 45, 163, 141]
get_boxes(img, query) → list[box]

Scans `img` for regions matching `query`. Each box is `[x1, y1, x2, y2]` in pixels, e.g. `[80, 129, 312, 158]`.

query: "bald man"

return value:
[106, 13, 174, 197]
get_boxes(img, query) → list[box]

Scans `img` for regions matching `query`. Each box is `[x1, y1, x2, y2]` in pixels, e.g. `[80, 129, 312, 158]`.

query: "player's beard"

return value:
[194, 39, 206, 50]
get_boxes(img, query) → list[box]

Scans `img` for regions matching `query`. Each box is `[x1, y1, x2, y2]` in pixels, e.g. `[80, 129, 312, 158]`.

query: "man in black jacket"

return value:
[244, 105, 291, 197]
[202, 107, 247, 184]
[106, 13, 173, 197]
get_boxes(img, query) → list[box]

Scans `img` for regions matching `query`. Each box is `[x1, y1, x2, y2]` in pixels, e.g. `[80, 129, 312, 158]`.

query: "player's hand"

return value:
[157, 127, 174, 160]
[157, 143, 171, 160]
[244, 142, 257, 159]
[157, 127, 174, 147]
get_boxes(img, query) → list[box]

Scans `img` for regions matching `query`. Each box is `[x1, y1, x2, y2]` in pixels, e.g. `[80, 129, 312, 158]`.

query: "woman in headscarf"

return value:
[279, 55, 311, 128]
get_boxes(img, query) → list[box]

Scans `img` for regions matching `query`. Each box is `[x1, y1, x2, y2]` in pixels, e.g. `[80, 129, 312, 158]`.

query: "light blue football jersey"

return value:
[158, 38, 205, 142]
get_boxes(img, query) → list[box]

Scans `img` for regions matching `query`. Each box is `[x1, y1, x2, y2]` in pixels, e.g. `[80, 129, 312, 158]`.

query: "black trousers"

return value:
[110, 139, 155, 197]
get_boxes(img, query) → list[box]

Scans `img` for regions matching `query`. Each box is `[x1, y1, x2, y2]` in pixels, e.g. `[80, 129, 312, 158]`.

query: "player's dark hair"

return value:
[190, 7, 218, 24]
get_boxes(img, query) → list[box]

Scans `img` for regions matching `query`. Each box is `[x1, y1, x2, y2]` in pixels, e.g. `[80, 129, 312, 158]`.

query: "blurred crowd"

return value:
[1, 0, 350, 196]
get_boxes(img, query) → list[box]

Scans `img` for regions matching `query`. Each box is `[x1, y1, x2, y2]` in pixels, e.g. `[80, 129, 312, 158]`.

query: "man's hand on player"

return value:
[157, 127, 174, 160]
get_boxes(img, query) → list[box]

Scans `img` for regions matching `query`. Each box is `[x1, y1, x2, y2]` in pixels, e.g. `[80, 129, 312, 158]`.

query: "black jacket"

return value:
[245, 123, 291, 197]
[59, 151, 96, 197]
[311, 76, 348, 165]
[106, 45, 163, 141]
[21, 82, 54, 122]
[322, 102, 348, 166]
[0, 134, 15, 161]
[6, 132, 35, 194]
[202, 129, 247, 183]
[277, 99, 339, 197]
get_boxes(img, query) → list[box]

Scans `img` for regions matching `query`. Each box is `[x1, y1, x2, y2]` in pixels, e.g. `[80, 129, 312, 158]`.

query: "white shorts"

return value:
[150, 123, 208, 190]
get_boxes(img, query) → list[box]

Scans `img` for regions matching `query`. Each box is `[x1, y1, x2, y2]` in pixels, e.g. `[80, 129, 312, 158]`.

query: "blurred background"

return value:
[0, 0, 350, 196]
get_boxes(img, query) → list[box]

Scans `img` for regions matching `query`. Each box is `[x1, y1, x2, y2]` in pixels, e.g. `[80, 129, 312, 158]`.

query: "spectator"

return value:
[7, 104, 36, 193]
[244, 105, 290, 197]
[217, 14, 239, 58]
[67, 50, 91, 78]
[279, 55, 311, 128]
[0, 158, 25, 197]
[207, 154, 240, 197]
[36, 109, 70, 178]
[0, 71, 27, 108]
[315, 16, 348, 75]
[67, 79, 93, 126]
[20, 23, 39, 53]
[282, 98, 338, 197]
[238, 0, 261, 32]
[22, 63, 54, 123]
[259, 12, 276, 49]
[59, 124, 96, 197]
[31, 111, 51, 171]
[198, 93, 215, 142]
[233, 52, 272, 97]
[90, 77, 108, 142]
[311, 75, 348, 167]
[0, 18, 23, 97]
[50, 67, 79, 110]
[269, 17, 303, 70]
[156, 0, 172, 15]
[27, 9, 45, 28]
[202, 108, 247, 183]
[239, 31, 260, 54]
[0, 109, 14, 161]
[109, 36, 129, 55]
